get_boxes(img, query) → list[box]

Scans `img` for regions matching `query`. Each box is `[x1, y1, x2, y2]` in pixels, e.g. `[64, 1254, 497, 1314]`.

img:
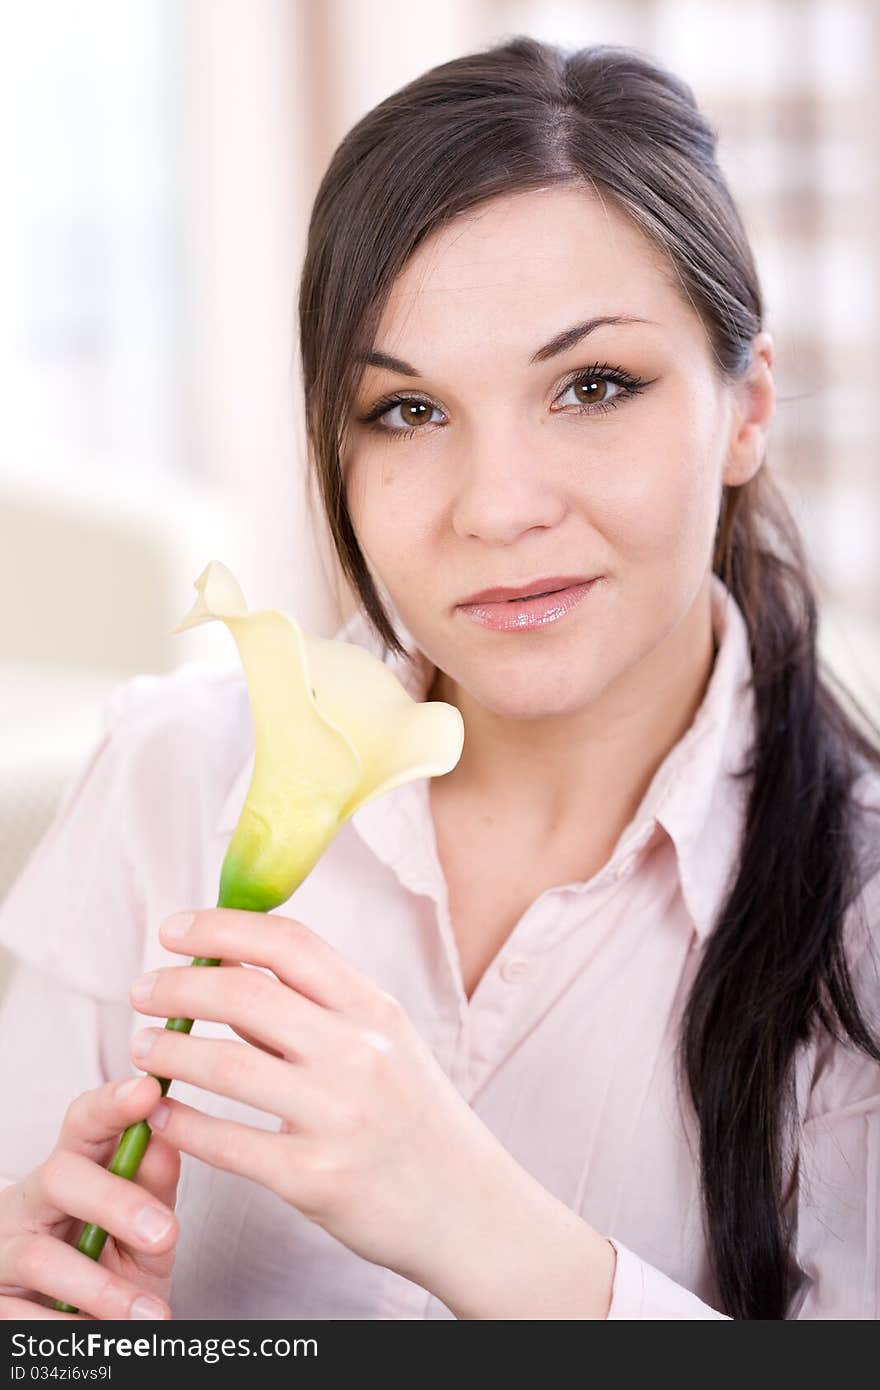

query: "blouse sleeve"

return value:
[605, 863, 880, 1321]
[604, 1237, 730, 1319]
[0, 678, 150, 1189]
[0, 962, 135, 1192]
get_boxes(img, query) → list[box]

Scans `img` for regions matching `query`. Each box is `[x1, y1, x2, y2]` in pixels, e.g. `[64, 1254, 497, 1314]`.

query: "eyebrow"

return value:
[355, 314, 655, 378]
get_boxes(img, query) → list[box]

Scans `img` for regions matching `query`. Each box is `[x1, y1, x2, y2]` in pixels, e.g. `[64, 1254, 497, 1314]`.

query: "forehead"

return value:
[371, 185, 689, 352]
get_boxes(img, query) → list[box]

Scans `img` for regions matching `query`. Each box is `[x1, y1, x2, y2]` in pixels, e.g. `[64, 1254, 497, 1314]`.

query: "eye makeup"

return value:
[355, 360, 655, 442]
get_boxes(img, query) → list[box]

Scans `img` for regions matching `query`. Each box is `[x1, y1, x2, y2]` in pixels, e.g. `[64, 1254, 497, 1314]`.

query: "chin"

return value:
[472, 669, 598, 721]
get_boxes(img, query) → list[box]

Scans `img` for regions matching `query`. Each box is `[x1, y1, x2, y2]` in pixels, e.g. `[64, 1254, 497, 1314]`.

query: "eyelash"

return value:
[356, 361, 651, 442]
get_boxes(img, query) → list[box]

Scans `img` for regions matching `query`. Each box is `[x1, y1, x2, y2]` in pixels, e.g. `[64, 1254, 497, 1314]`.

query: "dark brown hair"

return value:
[297, 36, 880, 1318]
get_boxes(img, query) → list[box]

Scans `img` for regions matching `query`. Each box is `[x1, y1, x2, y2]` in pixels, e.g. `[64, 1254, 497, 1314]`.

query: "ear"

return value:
[722, 331, 776, 487]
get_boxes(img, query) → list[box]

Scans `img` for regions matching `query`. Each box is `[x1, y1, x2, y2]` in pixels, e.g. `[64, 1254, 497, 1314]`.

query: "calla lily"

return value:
[54, 560, 464, 1311]
[174, 559, 464, 913]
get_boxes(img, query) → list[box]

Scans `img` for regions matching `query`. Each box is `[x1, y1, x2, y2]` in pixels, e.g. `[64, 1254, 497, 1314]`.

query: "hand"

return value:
[127, 909, 517, 1295]
[0, 1077, 180, 1320]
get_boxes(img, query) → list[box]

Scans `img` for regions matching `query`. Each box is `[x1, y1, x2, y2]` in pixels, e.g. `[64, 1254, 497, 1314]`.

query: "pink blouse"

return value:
[1, 572, 879, 1319]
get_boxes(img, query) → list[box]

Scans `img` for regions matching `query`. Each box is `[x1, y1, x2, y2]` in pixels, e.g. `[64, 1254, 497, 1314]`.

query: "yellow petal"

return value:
[303, 630, 464, 820]
[170, 560, 248, 633]
[173, 561, 464, 911]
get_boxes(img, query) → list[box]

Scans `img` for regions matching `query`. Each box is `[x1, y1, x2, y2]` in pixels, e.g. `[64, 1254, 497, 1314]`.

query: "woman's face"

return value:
[342, 185, 766, 721]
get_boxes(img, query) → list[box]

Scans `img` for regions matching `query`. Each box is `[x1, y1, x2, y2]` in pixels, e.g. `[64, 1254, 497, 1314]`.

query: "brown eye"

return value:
[575, 378, 608, 404]
[360, 362, 650, 445]
[398, 401, 431, 428]
[552, 369, 642, 416]
[366, 397, 442, 435]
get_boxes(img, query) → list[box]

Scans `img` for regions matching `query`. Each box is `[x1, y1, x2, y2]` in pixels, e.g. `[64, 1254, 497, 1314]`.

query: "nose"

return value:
[450, 425, 566, 544]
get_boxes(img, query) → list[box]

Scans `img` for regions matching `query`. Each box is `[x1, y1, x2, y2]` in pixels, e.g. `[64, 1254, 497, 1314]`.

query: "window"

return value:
[0, 0, 188, 488]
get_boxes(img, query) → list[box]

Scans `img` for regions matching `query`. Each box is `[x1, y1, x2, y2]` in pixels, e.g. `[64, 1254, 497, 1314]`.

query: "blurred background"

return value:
[2, 0, 879, 992]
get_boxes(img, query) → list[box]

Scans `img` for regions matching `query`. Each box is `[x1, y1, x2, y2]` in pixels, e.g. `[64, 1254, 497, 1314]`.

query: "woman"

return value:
[1, 37, 879, 1321]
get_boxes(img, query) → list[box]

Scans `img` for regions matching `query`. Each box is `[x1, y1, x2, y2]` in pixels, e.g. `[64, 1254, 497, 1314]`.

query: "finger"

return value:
[17, 1149, 177, 1256]
[2, 1234, 170, 1321]
[0, 1295, 89, 1320]
[218, 958, 285, 1050]
[16, 1077, 169, 1240]
[129, 963, 332, 1064]
[131, 1029, 331, 1131]
[217, 958, 283, 1054]
[227, 1022, 283, 1057]
[130, 1131, 181, 1210]
[205, 961, 280, 1056]
[54, 1076, 165, 1167]
[158, 910, 373, 1012]
[143, 1094, 285, 1193]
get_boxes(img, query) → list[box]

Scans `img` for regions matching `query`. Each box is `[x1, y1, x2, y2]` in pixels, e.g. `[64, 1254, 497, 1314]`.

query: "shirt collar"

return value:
[632, 575, 756, 941]
[215, 574, 755, 943]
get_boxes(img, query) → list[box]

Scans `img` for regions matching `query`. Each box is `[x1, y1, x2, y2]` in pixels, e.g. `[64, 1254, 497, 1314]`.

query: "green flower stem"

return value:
[52, 954, 222, 1315]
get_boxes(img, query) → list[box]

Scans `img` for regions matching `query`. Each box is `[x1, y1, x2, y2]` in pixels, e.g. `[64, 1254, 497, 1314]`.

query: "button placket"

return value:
[499, 954, 531, 983]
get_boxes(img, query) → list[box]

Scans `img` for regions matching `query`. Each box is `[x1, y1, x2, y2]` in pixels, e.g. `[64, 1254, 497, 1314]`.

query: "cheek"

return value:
[605, 445, 717, 567]
[345, 465, 435, 589]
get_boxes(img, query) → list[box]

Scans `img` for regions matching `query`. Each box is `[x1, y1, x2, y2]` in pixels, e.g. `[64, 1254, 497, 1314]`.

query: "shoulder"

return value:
[847, 759, 880, 960]
[84, 661, 253, 852]
[803, 758, 880, 1121]
[99, 660, 251, 776]
[851, 758, 880, 833]
[102, 659, 245, 737]
[845, 756, 880, 989]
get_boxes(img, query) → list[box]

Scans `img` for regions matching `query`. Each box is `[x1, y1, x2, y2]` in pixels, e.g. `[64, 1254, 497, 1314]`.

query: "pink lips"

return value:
[457, 578, 602, 631]
[457, 575, 596, 604]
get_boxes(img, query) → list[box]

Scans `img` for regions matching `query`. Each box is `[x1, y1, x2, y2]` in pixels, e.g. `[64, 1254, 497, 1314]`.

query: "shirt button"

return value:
[500, 955, 531, 982]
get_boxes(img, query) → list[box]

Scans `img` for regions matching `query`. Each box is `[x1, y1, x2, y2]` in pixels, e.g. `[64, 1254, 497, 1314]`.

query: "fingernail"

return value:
[147, 1101, 170, 1132]
[132, 1029, 158, 1060]
[115, 1076, 142, 1102]
[133, 1205, 174, 1243]
[130, 1294, 167, 1320]
[164, 911, 195, 939]
[130, 971, 158, 1004]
